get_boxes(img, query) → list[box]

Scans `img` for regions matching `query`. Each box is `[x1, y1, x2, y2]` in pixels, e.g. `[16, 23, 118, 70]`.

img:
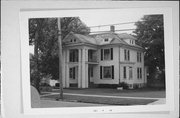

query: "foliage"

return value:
[29, 17, 90, 90]
[133, 15, 165, 82]
[119, 82, 129, 89]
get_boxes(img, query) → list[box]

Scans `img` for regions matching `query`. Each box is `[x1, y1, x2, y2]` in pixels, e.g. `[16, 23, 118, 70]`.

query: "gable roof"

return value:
[117, 33, 137, 40]
[73, 33, 97, 44]
[63, 32, 142, 49]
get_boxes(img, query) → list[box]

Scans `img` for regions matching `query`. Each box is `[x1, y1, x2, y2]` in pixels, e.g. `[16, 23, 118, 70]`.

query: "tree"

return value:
[133, 15, 165, 85]
[29, 17, 90, 91]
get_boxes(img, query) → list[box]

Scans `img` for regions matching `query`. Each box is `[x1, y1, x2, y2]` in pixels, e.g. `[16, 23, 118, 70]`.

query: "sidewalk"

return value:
[148, 98, 166, 105]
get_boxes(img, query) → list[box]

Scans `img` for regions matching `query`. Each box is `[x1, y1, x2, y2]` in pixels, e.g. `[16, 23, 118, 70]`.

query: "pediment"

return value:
[63, 33, 81, 44]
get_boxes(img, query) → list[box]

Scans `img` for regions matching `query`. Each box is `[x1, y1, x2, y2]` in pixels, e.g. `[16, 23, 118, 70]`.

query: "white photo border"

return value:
[20, 7, 174, 115]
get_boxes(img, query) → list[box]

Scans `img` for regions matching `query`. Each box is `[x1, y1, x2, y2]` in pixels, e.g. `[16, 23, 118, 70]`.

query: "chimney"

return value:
[110, 25, 115, 32]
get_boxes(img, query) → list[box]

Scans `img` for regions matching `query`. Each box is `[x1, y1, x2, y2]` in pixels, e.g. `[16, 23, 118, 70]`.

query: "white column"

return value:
[65, 49, 69, 88]
[62, 49, 66, 88]
[85, 64, 89, 88]
[81, 48, 86, 88]
[78, 49, 82, 88]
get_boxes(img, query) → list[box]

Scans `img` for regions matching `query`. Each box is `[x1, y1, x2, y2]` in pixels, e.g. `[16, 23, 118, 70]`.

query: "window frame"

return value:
[103, 66, 112, 79]
[124, 49, 130, 61]
[69, 49, 78, 62]
[123, 66, 126, 79]
[101, 48, 113, 61]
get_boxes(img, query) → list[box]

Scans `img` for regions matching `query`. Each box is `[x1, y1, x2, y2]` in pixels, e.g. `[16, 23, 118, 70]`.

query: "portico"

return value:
[62, 47, 90, 88]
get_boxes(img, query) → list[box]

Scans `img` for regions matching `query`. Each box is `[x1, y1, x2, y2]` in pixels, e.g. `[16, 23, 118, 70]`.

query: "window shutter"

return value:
[128, 50, 130, 61]
[112, 65, 114, 79]
[101, 49, 103, 61]
[100, 66, 102, 79]
[137, 68, 139, 79]
[73, 67, 76, 79]
[124, 49, 126, 60]
[111, 48, 113, 60]
[123, 66, 126, 79]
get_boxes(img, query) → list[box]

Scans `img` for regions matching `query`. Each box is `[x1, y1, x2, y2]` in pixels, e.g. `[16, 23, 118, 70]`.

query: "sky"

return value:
[29, 8, 157, 54]
[78, 9, 146, 34]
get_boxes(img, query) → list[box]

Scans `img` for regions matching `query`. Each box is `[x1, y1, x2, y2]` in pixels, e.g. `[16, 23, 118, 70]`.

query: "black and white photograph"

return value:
[1, 1, 179, 118]
[28, 9, 166, 109]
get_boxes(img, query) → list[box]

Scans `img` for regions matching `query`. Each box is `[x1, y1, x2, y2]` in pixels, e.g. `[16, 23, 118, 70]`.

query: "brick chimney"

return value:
[110, 25, 115, 32]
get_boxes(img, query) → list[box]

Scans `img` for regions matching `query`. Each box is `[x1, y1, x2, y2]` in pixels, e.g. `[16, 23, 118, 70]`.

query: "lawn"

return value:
[51, 88, 165, 98]
[40, 88, 165, 106]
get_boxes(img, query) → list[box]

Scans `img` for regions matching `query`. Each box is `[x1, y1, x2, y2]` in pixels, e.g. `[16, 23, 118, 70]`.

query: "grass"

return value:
[42, 94, 156, 105]
[50, 87, 166, 98]
[40, 88, 165, 105]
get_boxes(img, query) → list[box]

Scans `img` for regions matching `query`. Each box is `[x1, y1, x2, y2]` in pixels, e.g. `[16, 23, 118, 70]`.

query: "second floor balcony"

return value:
[88, 50, 98, 63]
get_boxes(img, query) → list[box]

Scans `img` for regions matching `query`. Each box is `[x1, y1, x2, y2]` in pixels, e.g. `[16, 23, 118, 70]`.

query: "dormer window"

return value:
[70, 38, 76, 43]
[74, 39, 76, 42]
[104, 38, 109, 42]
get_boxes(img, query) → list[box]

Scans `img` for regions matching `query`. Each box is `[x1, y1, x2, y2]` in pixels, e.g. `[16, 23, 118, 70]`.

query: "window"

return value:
[137, 67, 142, 79]
[100, 66, 114, 79]
[104, 38, 109, 42]
[101, 48, 113, 61]
[69, 67, 76, 79]
[69, 49, 78, 62]
[137, 52, 142, 62]
[104, 49, 110, 60]
[124, 49, 130, 61]
[129, 67, 133, 79]
[103, 66, 112, 78]
[123, 66, 126, 79]
[140, 68, 142, 79]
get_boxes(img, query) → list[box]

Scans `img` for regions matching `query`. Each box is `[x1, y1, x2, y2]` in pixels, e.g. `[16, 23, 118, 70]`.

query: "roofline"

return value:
[64, 42, 144, 51]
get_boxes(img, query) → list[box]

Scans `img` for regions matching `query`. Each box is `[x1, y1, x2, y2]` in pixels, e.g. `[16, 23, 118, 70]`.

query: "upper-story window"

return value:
[124, 49, 130, 61]
[101, 48, 113, 61]
[137, 52, 142, 62]
[104, 38, 109, 42]
[69, 49, 78, 62]
[70, 38, 76, 43]
[104, 49, 111, 60]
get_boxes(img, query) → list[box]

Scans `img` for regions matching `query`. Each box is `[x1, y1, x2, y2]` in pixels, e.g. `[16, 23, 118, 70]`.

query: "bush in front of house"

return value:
[118, 82, 129, 89]
[40, 83, 52, 92]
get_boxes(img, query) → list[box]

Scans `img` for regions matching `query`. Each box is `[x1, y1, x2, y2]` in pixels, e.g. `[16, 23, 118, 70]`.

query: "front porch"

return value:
[62, 47, 98, 88]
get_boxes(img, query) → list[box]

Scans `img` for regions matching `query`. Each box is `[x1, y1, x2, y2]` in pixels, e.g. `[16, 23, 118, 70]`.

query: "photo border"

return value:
[20, 7, 175, 115]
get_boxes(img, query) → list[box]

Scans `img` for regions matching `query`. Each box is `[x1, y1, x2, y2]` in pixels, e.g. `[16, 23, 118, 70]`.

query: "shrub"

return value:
[119, 82, 129, 89]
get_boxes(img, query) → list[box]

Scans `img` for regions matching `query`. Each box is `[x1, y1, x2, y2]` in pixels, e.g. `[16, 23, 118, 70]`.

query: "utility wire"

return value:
[90, 28, 136, 34]
[89, 21, 136, 28]
[88, 19, 161, 28]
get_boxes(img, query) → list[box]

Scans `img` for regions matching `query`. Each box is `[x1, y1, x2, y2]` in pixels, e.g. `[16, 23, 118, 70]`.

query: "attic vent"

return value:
[104, 38, 109, 42]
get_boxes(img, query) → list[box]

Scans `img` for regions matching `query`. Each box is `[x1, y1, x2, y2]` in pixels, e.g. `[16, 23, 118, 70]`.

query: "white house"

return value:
[62, 26, 147, 89]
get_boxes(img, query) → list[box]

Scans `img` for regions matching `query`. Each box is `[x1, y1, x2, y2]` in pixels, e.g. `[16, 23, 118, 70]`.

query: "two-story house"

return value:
[62, 26, 147, 89]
